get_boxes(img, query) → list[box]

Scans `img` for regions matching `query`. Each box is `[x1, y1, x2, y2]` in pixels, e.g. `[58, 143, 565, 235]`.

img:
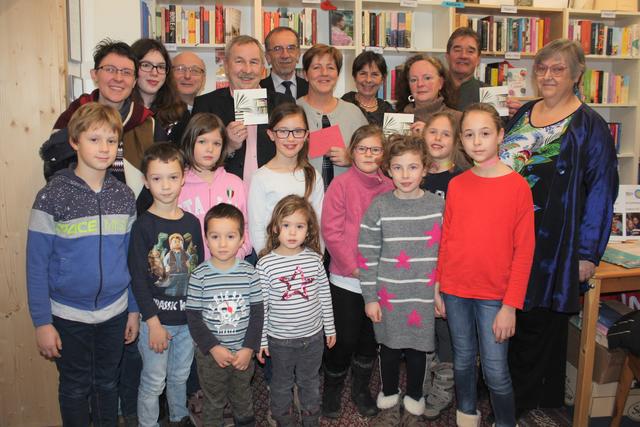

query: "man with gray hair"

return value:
[192, 35, 287, 181]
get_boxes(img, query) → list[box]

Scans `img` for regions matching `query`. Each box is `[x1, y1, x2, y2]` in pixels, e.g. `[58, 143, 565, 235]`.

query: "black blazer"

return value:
[260, 74, 309, 99]
[192, 87, 288, 179]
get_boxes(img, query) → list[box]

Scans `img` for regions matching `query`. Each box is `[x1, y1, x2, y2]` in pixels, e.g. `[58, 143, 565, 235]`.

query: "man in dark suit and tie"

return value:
[260, 27, 309, 101]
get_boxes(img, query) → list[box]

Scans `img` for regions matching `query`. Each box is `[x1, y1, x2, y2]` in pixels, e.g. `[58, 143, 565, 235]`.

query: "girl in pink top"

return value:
[320, 124, 394, 418]
[178, 113, 251, 259]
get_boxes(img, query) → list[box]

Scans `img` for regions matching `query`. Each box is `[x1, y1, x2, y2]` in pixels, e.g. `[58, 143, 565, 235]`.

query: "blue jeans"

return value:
[137, 322, 194, 426]
[269, 331, 324, 426]
[53, 311, 127, 427]
[442, 294, 516, 427]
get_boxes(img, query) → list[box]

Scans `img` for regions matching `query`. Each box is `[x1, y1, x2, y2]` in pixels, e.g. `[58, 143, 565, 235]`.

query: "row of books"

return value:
[570, 300, 632, 348]
[581, 69, 630, 104]
[362, 11, 413, 48]
[455, 15, 551, 53]
[568, 20, 640, 57]
[140, 3, 241, 45]
[263, 8, 318, 47]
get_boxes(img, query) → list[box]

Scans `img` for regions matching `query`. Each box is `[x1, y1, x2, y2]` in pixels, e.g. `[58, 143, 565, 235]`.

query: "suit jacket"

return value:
[260, 74, 309, 99]
[192, 87, 288, 179]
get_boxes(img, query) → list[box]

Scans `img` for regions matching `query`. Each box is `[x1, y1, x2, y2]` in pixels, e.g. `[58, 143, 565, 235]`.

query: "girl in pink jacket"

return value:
[320, 124, 394, 418]
[178, 113, 251, 259]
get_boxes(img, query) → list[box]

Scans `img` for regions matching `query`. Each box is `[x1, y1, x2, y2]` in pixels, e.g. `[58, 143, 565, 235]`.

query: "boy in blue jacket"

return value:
[27, 103, 139, 426]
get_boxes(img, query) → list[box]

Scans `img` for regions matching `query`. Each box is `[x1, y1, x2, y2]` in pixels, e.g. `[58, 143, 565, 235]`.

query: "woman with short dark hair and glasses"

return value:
[500, 39, 618, 420]
[341, 51, 394, 126]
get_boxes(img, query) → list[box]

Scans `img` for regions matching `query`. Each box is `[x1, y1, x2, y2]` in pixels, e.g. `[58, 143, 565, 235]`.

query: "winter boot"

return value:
[424, 361, 454, 420]
[456, 410, 481, 427]
[322, 368, 346, 418]
[350, 358, 378, 417]
[369, 393, 401, 427]
[401, 395, 425, 426]
[301, 409, 321, 427]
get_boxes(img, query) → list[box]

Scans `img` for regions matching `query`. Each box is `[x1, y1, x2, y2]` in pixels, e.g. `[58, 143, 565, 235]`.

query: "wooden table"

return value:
[573, 262, 640, 427]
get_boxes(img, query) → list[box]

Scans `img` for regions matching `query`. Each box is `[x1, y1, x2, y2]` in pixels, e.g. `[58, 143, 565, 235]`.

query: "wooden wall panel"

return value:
[0, 0, 67, 425]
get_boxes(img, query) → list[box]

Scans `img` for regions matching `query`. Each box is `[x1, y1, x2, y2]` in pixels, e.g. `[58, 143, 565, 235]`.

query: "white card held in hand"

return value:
[479, 86, 509, 116]
[383, 113, 414, 136]
[234, 88, 268, 125]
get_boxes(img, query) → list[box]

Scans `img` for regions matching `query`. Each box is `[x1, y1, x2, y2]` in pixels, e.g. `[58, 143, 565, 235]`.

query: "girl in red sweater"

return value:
[435, 103, 535, 427]
[320, 125, 394, 418]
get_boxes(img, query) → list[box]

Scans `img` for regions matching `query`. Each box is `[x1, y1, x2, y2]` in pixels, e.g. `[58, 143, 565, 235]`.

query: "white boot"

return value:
[403, 395, 425, 416]
[456, 410, 480, 427]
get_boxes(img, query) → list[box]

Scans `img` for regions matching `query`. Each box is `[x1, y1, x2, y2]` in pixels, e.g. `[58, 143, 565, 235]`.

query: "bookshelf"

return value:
[138, 0, 640, 183]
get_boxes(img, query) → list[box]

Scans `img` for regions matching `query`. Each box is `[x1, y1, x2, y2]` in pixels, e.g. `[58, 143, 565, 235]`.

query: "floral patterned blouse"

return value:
[500, 110, 573, 222]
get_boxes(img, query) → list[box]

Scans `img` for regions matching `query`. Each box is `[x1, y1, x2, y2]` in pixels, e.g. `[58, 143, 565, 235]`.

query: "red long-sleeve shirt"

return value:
[437, 170, 535, 309]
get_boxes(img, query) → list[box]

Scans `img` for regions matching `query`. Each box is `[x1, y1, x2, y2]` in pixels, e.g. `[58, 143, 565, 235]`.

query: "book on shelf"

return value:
[140, 2, 240, 45]
[568, 20, 640, 57]
[263, 8, 317, 46]
[362, 11, 413, 48]
[455, 14, 551, 53]
[608, 122, 622, 153]
[581, 69, 629, 104]
[329, 10, 354, 47]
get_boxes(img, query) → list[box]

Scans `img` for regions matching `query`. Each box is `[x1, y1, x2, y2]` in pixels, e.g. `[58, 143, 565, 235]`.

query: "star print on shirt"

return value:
[424, 222, 442, 248]
[395, 250, 411, 270]
[377, 287, 396, 311]
[426, 269, 436, 287]
[280, 266, 314, 301]
[407, 309, 422, 327]
[357, 253, 369, 270]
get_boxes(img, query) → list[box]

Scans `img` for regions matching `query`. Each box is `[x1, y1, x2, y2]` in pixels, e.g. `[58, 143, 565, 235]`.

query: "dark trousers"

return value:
[196, 352, 255, 426]
[434, 317, 453, 363]
[119, 339, 142, 417]
[53, 311, 127, 427]
[379, 345, 427, 401]
[508, 308, 569, 410]
[323, 284, 377, 375]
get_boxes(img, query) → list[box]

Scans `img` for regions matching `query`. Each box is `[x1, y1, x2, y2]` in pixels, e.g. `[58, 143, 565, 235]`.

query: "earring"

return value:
[408, 94, 415, 103]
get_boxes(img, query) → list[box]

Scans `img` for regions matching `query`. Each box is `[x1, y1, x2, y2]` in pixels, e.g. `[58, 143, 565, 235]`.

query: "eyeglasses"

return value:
[139, 61, 167, 74]
[268, 45, 299, 54]
[534, 64, 568, 77]
[273, 128, 307, 138]
[354, 145, 383, 155]
[172, 65, 205, 76]
[96, 65, 135, 78]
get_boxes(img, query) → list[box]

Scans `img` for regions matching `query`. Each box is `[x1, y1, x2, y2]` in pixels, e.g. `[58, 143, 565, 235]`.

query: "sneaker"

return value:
[168, 416, 195, 427]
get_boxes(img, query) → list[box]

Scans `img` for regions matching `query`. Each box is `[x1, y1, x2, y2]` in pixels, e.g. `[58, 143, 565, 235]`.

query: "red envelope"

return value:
[308, 125, 344, 158]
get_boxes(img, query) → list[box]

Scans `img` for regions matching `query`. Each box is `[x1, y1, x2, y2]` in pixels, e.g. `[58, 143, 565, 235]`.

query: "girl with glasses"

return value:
[248, 103, 324, 256]
[320, 124, 394, 419]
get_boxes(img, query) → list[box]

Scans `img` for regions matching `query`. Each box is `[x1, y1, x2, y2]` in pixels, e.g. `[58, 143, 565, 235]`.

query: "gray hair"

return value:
[533, 39, 585, 83]
[225, 35, 265, 63]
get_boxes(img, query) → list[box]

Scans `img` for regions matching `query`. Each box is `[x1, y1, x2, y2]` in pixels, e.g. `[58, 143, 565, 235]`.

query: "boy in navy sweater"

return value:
[129, 143, 204, 426]
[27, 103, 139, 425]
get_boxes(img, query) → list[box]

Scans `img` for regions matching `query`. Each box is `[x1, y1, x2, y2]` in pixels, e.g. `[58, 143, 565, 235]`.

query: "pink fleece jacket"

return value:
[178, 167, 251, 259]
[321, 166, 394, 277]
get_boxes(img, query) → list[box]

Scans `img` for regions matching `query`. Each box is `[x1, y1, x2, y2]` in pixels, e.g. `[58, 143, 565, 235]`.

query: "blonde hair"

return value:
[259, 195, 322, 258]
[68, 103, 123, 142]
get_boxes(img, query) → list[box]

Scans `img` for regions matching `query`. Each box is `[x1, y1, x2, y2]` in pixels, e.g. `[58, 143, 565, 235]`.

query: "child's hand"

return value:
[210, 345, 236, 368]
[492, 305, 516, 343]
[147, 318, 171, 353]
[36, 324, 62, 359]
[327, 146, 351, 167]
[326, 335, 336, 349]
[410, 121, 426, 136]
[227, 120, 248, 151]
[365, 302, 382, 323]
[434, 286, 446, 319]
[257, 346, 270, 364]
[232, 348, 253, 370]
[124, 312, 140, 344]
[351, 268, 360, 278]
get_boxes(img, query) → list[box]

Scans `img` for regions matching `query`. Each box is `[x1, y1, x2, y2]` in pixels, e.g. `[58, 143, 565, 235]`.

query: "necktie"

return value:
[281, 80, 294, 102]
[321, 114, 334, 191]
